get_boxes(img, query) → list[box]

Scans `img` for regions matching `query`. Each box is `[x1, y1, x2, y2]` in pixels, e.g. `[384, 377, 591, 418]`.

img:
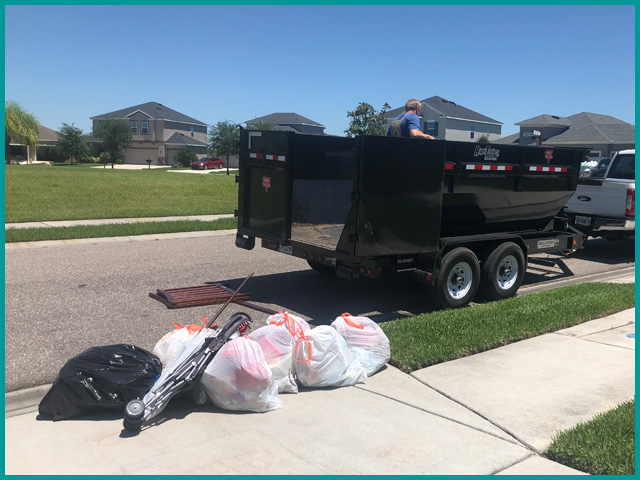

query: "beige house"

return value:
[7, 124, 59, 163]
[89, 102, 208, 164]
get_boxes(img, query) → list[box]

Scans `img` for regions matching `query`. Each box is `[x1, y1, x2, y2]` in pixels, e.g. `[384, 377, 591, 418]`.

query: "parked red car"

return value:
[191, 157, 224, 170]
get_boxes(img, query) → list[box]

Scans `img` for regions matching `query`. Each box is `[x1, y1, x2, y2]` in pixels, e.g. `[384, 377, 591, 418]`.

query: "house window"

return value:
[425, 120, 438, 138]
[470, 125, 475, 139]
[131, 121, 138, 134]
[190, 126, 194, 137]
[141, 122, 149, 135]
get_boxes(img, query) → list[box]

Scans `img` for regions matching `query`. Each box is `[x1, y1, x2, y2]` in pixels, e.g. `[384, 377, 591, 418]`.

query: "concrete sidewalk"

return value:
[5, 307, 634, 475]
[5, 214, 235, 230]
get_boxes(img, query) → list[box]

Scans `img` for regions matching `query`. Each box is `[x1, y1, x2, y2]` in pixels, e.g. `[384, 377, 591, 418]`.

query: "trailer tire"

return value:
[307, 259, 335, 274]
[480, 242, 525, 301]
[432, 247, 480, 309]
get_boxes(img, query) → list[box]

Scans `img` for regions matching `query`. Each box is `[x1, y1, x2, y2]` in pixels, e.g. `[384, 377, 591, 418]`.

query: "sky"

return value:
[4, 4, 636, 138]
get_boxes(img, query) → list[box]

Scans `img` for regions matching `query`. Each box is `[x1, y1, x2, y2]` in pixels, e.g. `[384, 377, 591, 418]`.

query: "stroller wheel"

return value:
[125, 399, 145, 420]
[123, 399, 145, 432]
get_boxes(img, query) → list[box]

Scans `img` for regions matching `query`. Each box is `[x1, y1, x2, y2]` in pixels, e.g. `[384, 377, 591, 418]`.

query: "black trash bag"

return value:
[38, 344, 162, 421]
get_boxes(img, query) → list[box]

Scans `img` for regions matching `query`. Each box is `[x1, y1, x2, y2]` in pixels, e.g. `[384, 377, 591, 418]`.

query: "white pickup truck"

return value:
[564, 149, 635, 241]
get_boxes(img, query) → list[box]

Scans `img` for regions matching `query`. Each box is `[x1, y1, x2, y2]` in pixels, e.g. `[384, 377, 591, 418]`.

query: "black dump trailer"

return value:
[235, 129, 587, 309]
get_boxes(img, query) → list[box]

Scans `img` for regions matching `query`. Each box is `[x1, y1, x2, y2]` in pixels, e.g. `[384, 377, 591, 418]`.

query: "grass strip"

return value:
[4, 218, 237, 243]
[546, 399, 635, 475]
[5, 165, 238, 222]
[380, 282, 635, 373]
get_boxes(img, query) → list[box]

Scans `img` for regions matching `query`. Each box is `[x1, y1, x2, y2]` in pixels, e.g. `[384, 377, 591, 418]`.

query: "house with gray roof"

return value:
[90, 102, 208, 164]
[495, 112, 635, 157]
[246, 113, 325, 135]
[385, 96, 503, 141]
[7, 124, 59, 163]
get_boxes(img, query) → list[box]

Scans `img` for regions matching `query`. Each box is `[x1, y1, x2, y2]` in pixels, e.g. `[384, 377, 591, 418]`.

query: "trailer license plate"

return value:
[538, 239, 560, 249]
[575, 215, 591, 226]
[278, 244, 293, 255]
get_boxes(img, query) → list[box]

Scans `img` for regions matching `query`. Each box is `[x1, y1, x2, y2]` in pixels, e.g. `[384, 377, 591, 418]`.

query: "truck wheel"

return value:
[480, 242, 525, 301]
[432, 247, 480, 309]
[307, 259, 335, 274]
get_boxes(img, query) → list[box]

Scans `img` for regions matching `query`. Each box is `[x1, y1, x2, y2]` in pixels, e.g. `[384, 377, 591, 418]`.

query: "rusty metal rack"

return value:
[149, 283, 277, 314]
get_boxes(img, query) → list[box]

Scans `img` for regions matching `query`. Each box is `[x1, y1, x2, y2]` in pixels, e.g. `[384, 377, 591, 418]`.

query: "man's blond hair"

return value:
[405, 99, 422, 112]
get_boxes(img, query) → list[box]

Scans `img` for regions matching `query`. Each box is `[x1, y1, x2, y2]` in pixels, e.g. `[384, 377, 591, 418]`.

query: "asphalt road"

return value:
[4, 234, 634, 392]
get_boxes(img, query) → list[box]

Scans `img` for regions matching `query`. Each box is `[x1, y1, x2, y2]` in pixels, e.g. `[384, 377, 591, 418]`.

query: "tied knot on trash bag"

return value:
[268, 310, 309, 340]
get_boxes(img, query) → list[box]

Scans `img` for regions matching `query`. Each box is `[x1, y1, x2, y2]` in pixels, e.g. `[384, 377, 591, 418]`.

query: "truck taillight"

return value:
[625, 188, 635, 217]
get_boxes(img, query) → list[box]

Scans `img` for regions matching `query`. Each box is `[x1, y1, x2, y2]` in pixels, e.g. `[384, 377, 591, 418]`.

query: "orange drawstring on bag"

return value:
[341, 313, 364, 329]
[270, 311, 306, 339]
[172, 322, 203, 334]
[294, 336, 312, 363]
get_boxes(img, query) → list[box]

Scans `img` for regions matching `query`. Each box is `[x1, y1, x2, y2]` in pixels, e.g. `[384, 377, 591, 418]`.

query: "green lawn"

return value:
[547, 399, 635, 475]
[5, 164, 238, 222]
[381, 282, 635, 373]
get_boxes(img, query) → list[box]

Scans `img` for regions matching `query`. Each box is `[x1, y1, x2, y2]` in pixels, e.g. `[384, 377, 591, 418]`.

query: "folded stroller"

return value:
[123, 274, 254, 433]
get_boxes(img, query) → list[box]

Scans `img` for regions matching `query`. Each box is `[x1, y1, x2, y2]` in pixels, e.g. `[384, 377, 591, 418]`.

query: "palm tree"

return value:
[5, 101, 39, 162]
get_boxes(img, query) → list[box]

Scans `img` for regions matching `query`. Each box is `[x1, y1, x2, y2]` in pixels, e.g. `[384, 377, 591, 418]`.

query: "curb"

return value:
[5, 229, 238, 250]
[518, 266, 635, 295]
[5, 384, 51, 418]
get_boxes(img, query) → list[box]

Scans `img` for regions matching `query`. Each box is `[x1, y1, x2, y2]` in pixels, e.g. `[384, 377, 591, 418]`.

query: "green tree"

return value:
[246, 118, 276, 130]
[345, 102, 391, 137]
[174, 149, 198, 167]
[56, 123, 91, 164]
[208, 120, 239, 174]
[5, 101, 39, 163]
[93, 119, 132, 166]
[476, 134, 490, 143]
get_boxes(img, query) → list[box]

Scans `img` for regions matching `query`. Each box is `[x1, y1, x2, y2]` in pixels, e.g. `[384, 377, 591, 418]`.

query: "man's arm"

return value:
[409, 129, 435, 140]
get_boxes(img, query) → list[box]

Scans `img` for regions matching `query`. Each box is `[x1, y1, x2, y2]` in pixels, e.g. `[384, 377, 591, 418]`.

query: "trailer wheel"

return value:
[432, 247, 480, 309]
[307, 259, 335, 274]
[480, 242, 525, 301]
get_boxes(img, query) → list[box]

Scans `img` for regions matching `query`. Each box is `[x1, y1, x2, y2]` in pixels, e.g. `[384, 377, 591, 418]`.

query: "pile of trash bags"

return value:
[39, 311, 390, 419]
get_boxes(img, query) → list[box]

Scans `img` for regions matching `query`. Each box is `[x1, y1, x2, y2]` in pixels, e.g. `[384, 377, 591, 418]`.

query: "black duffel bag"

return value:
[38, 344, 162, 420]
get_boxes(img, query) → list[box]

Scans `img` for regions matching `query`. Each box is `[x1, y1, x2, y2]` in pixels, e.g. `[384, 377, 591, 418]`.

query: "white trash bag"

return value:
[201, 336, 282, 413]
[331, 313, 390, 376]
[250, 324, 298, 393]
[153, 323, 203, 367]
[294, 325, 367, 388]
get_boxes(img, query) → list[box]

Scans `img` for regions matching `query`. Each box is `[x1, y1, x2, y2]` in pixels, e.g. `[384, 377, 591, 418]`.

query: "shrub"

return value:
[5, 154, 25, 165]
[174, 149, 198, 167]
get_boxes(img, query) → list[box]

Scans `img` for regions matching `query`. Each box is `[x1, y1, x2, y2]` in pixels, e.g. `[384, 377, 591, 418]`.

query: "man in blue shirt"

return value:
[387, 99, 435, 139]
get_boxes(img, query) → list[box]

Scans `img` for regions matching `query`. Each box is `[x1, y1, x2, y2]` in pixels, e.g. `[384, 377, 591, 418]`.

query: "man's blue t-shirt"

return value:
[387, 112, 421, 137]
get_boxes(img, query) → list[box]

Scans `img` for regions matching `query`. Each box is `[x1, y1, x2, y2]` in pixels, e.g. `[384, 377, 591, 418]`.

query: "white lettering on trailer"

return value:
[473, 146, 501, 161]
[537, 239, 560, 249]
[278, 244, 293, 255]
